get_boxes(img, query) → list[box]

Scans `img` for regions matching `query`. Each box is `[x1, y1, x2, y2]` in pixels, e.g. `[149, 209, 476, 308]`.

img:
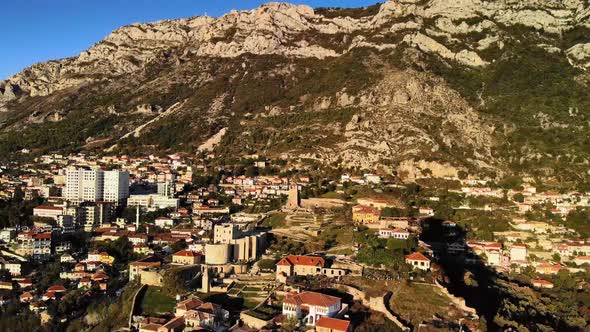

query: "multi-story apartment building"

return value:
[65, 167, 103, 202]
[65, 167, 129, 204]
[103, 170, 130, 204]
[16, 231, 52, 260]
[79, 202, 112, 232]
[57, 215, 77, 233]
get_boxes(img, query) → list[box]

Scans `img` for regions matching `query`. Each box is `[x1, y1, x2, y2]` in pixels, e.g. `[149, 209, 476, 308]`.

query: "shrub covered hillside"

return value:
[1, 0, 589, 184]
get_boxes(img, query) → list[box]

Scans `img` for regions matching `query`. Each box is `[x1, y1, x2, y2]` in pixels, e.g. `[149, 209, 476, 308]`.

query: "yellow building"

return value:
[352, 205, 380, 224]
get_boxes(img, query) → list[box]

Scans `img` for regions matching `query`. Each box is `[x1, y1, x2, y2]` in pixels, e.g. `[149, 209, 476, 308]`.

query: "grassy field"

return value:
[139, 286, 176, 316]
[262, 212, 287, 228]
[321, 191, 345, 199]
[390, 282, 458, 327]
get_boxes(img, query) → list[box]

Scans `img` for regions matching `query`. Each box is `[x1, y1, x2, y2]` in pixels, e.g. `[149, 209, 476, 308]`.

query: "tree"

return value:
[513, 193, 525, 203]
[170, 239, 188, 253]
[279, 315, 299, 332]
[0, 269, 11, 281]
[257, 259, 277, 272]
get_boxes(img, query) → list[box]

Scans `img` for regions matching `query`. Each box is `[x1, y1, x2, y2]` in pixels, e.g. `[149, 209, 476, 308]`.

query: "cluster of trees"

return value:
[354, 228, 418, 271]
[426, 23, 590, 183]
[0, 304, 42, 331]
[565, 207, 590, 237]
[0, 187, 44, 228]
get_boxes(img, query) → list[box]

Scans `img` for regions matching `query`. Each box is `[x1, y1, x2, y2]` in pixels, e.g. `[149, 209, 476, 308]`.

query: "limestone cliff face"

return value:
[0, 0, 589, 180]
[2, 0, 588, 99]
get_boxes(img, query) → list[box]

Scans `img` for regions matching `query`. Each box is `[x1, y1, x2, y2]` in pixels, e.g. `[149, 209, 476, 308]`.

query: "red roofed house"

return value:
[316, 316, 352, 332]
[276, 255, 326, 281]
[16, 279, 33, 289]
[139, 317, 167, 332]
[532, 279, 554, 289]
[20, 292, 34, 303]
[172, 250, 201, 266]
[175, 296, 204, 317]
[42, 291, 58, 301]
[78, 278, 92, 289]
[282, 291, 342, 327]
[47, 285, 66, 293]
[405, 252, 431, 271]
[157, 315, 184, 332]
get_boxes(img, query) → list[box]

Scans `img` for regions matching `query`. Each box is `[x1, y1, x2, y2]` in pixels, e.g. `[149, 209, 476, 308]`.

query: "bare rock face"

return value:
[567, 43, 590, 69]
[398, 159, 460, 180]
[403, 32, 488, 67]
[0, 83, 19, 101]
[2, 0, 589, 98]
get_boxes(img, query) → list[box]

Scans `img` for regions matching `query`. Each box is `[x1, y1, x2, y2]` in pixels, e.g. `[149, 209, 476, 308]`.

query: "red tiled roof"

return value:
[34, 205, 63, 211]
[20, 292, 33, 299]
[139, 323, 162, 331]
[130, 260, 161, 268]
[405, 252, 430, 262]
[33, 233, 52, 240]
[316, 317, 351, 331]
[196, 302, 221, 314]
[177, 297, 203, 311]
[276, 255, 325, 267]
[47, 285, 66, 292]
[283, 291, 340, 308]
[352, 205, 380, 215]
[92, 273, 109, 281]
[43, 291, 57, 299]
[174, 250, 199, 257]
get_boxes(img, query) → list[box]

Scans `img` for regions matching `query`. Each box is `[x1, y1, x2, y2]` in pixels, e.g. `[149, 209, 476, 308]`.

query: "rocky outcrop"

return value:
[403, 32, 488, 67]
[567, 43, 590, 69]
[0, 83, 19, 101]
[3, 0, 589, 98]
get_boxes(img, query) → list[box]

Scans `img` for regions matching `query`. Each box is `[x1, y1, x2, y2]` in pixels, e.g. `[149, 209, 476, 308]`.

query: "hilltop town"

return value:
[0, 152, 588, 331]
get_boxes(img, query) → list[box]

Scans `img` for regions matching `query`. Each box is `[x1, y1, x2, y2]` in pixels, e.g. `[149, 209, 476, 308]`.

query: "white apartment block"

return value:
[103, 170, 130, 203]
[65, 167, 129, 204]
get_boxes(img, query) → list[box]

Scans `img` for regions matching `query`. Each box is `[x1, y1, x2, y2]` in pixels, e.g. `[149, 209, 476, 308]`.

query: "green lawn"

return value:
[139, 286, 176, 315]
[247, 304, 282, 320]
[321, 191, 344, 199]
[262, 213, 287, 228]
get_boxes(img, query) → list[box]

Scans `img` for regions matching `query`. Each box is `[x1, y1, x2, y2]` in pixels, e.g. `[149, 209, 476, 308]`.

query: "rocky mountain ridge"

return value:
[2, 0, 588, 99]
[1, 0, 589, 182]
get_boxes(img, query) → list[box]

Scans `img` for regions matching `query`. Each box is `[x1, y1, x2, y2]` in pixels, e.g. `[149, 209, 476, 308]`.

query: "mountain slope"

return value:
[1, 0, 589, 182]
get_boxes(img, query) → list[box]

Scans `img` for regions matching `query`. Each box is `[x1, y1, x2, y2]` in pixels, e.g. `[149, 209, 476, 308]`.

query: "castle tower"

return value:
[286, 184, 300, 210]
